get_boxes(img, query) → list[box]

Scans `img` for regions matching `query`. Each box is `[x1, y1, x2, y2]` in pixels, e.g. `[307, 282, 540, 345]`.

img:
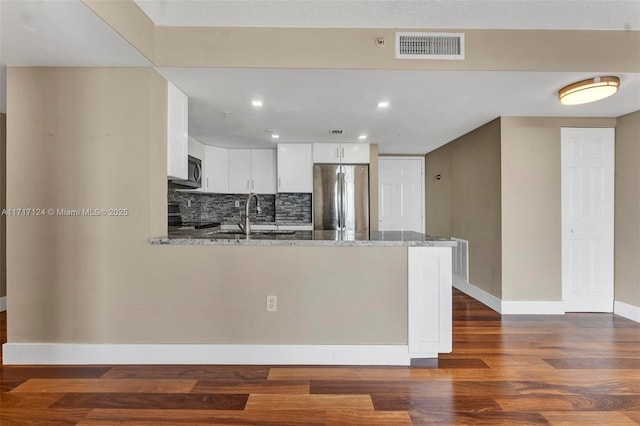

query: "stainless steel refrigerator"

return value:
[313, 164, 369, 231]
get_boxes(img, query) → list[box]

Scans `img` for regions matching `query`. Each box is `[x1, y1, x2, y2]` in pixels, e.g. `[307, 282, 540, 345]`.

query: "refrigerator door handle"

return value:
[339, 169, 346, 231]
[337, 171, 342, 230]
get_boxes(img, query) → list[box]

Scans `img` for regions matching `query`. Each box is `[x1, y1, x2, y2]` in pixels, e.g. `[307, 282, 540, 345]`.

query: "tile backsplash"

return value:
[168, 188, 312, 225]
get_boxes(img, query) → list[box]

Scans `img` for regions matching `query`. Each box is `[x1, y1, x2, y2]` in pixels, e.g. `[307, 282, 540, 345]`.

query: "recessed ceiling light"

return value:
[252, 100, 263, 107]
[558, 76, 620, 105]
[359, 134, 367, 140]
[271, 134, 280, 139]
[377, 101, 390, 108]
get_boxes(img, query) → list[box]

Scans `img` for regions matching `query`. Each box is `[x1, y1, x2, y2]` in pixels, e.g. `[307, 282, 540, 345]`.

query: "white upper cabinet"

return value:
[250, 149, 277, 194]
[188, 137, 204, 160]
[341, 143, 370, 164]
[167, 82, 188, 180]
[228, 149, 276, 194]
[313, 143, 369, 164]
[228, 149, 252, 193]
[277, 144, 312, 193]
[201, 145, 229, 193]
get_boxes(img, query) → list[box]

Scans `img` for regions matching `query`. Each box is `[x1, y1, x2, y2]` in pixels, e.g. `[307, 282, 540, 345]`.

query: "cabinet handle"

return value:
[206, 177, 209, 189]
[247, 180, 250, 189]
[336, 147, 339, 158]
[251, 180, 254, 190]
[341, 147, 344, 158]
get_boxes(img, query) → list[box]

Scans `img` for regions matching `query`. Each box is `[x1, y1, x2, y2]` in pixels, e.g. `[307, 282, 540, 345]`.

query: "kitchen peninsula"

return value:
[147, 227, 456, 366]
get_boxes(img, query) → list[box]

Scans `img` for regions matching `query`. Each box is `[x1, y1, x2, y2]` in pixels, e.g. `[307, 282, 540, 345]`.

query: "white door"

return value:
[379, 157, 425, 233]
[561, 127, 614, 312]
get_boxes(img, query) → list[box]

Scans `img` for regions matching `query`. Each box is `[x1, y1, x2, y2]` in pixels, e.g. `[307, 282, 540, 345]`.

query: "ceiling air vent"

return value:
[330, 129, 344, 135]
[395, 32, 465, 60]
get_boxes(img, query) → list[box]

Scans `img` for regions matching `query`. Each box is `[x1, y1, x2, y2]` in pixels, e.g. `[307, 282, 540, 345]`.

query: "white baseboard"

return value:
[614, 300, 640, 323]
[2, 343, 411, 366]
[453, 276, 502, 313]
[501, 301, 565, 315]
[0, 296, 5, 312]
[453, 277, 565, 315]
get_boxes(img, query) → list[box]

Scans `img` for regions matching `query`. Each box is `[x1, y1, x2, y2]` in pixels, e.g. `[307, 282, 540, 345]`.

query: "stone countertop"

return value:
[150, 228, 457, 247]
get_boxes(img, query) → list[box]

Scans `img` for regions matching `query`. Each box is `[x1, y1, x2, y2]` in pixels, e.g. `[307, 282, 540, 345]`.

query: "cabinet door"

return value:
[188, 137, 204, 160]
[313, 143, 341, 163]
[277, 144, 312, 193]
[228, 149, 251, 194]
[167, 82, 188, 179]
[251, 149, 276, 194]
[202, 146, 228, 193]
[341, 143, 370, 164]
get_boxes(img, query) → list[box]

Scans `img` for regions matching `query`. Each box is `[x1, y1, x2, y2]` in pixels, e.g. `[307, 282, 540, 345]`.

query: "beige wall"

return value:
[614, 110, 640, 308]
[0, 113, 5, 299]
[6, 67, 408, 344]
[426, 119, 502, 298]
[82, 1, 640, 72]
[153, 27, 640, 71]
[500, 117, 617, 301]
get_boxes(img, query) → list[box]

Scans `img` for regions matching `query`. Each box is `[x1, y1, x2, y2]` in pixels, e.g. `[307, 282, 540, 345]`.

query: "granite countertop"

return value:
[150, 227, 457, 247]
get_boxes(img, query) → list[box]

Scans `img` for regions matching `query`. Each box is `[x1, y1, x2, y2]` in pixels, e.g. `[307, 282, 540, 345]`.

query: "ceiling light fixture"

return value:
[359, 134, 367, 140]
[558, 76, 620, 105]
[271, 134, 279, 139]
[377, 101, 390, 108]
[252, 100, 263, 107]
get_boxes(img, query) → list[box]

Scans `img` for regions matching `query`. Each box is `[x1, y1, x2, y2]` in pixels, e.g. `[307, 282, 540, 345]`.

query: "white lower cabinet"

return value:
[228, 149, 276, 194]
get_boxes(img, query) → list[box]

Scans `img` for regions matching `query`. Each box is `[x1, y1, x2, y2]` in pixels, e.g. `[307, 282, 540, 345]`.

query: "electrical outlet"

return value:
[266, 295, 277, 312]
[235, 200, 240, 208]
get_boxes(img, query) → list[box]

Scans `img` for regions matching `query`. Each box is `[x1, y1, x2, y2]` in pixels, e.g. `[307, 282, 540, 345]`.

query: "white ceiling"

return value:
[159, 68, 640, 154]
[135, 0, 640, 30]
[1, 0, 639, 153]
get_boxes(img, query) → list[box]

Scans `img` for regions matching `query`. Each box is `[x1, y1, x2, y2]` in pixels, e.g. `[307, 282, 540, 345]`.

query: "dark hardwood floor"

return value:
[1, 290, 639, 425]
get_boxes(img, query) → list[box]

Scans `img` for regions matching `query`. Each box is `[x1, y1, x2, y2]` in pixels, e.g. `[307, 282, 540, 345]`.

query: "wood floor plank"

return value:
[480, 356, 555, 369]
[544, 358, 640, 369]
[622, 411, 640, 423]
[496, 395, 640, 411]
[101, 365, 270, 379]
[0, 366, 112, 379]
[0, 408, 91, 426]
[310, 380, 519, 397]
[372, 394, 502, 411]
[78, 408, 327, 425]
[430, 368, 640, 382]
[411, 357, 490, 369]
[245, 394, 374, 410]
[10, 378, 197, 393]
[408, 409, 551, 425]
[511, 380, 640, 396]
[0, 392, 64, 409]
[325, 409, 412, 425]
[542, 411, 638, 425]
[1, 378, 27, 392]
[192, 379, 310, 394]
[268, 367, 434, 381]
[50, 392, 248, 410]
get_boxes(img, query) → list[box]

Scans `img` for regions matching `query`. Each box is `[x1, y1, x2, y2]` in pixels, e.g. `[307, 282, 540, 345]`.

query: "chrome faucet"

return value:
[237, 192, 261, 235]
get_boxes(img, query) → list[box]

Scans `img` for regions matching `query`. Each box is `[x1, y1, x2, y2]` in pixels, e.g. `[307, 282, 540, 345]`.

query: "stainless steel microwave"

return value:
[169, 155, 202, 189]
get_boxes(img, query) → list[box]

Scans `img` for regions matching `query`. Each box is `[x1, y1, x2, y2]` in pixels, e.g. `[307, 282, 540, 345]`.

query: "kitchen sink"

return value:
[208, 230, 297, 237]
